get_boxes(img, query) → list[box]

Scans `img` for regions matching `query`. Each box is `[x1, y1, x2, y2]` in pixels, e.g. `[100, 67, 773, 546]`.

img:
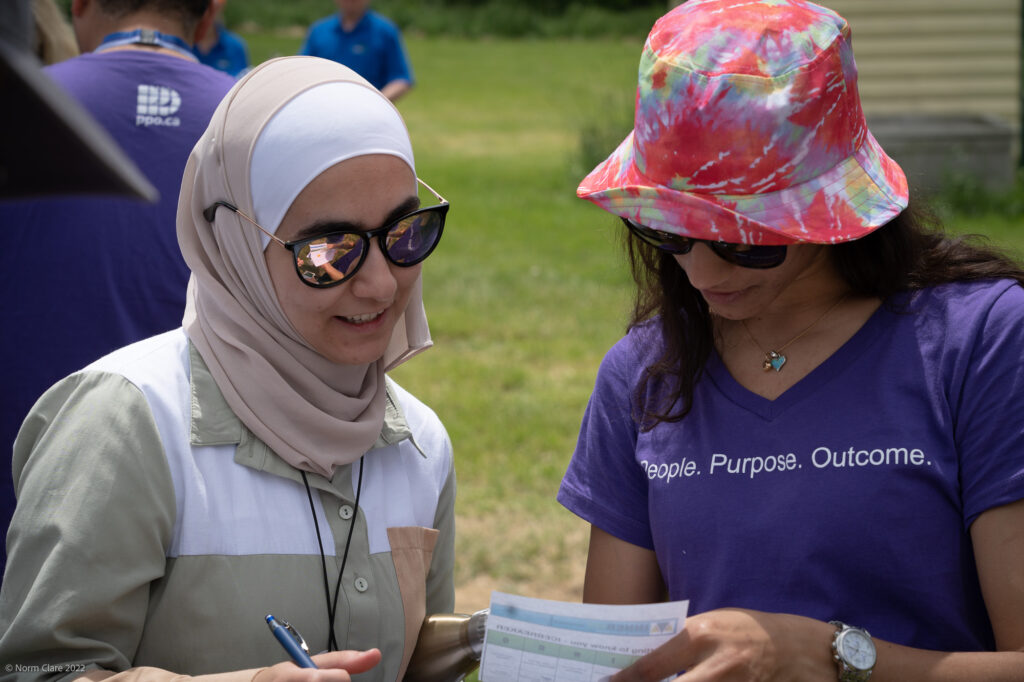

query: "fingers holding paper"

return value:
[608, 610, 835, 682]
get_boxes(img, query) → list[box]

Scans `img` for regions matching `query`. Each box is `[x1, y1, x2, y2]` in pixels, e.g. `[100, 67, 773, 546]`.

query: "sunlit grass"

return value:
[387, 40, 639, 610]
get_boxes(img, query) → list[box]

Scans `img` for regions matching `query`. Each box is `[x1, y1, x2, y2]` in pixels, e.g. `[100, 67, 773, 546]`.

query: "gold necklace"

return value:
[739, 294, 848, 372]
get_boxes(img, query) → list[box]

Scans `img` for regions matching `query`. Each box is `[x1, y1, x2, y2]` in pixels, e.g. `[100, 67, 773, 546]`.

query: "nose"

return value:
[349, 236, 398, 301]
[673, 243, 734, 289]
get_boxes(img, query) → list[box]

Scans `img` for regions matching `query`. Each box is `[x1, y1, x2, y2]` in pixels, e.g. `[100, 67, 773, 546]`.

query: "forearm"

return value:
[799, 619, 1024, 682]
[783, 619, 1024, 682]
[753, 615, 1024, 682]
[380, 80, 411, 102]
[873, 641, 1024, 682]
[774, 616, 1024, 682]
[611, 610, 1024, 682]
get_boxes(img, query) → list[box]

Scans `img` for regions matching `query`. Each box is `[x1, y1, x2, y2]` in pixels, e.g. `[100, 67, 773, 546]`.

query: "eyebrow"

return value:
[291, 195, 422, 241]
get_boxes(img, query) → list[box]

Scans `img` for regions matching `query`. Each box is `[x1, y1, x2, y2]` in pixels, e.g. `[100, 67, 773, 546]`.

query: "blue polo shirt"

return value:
[194, 24, 250, 78]
[299, 10, 413, 91]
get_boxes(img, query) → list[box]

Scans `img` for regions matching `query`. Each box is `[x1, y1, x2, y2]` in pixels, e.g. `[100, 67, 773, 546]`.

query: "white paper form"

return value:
[479, 591, 688, 682]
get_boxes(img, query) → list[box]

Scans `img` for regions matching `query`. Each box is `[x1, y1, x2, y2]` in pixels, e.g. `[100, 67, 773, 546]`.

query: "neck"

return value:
[340, 10, 365, 31]
[197, 22, 219, 51]
[89, 13, 194, 53]
[737, 249, 847, 326]
[711, 249, 858, 362]
[743, 283, 850, 334]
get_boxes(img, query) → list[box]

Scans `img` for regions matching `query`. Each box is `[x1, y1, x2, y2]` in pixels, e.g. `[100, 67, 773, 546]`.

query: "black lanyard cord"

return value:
[301, 455, 364, 652]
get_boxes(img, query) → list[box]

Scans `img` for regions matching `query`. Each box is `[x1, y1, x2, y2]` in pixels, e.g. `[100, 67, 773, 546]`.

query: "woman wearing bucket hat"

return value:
[558, 1, 1024, 680]
[0, 57, 454, 682]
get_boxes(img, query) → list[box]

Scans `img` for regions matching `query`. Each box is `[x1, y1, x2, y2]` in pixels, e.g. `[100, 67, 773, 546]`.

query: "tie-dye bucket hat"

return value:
[577, 0, 908, 245]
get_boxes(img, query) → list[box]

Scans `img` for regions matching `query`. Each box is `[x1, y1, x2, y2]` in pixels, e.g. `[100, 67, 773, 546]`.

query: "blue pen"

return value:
[266, 614, 318, 669]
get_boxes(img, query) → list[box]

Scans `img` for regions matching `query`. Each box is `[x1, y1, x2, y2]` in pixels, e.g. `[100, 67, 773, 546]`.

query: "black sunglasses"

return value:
[622, 218, 787, 269]
[204, 178, 448, 288]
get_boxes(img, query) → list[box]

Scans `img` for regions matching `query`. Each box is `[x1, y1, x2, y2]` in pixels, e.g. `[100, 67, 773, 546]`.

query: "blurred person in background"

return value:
[0, 0, 234, 574]
[193, 0, 249, 77]
[300, 0, 413, 102]
[558, 1, 1024, 680]
[31, 0, 78, 64]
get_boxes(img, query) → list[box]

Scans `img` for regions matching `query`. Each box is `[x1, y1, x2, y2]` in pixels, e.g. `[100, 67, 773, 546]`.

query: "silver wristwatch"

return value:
[829, 621, 876, 682]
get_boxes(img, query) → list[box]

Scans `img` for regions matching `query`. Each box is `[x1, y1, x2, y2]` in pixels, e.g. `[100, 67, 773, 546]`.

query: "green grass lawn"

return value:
[243, 33, 1024, 611]
[390, 37, 642, 609]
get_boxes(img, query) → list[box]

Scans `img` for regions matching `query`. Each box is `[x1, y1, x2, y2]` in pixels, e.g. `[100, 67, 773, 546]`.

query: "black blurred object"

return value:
[0, 0, 156, 200]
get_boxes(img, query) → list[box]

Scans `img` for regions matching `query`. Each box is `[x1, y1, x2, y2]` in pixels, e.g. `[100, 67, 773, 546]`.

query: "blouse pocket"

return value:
[387, 526, 439, 681]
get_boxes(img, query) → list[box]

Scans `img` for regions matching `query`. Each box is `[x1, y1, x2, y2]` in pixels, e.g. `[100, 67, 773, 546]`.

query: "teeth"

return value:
[342, 311, 382, 323]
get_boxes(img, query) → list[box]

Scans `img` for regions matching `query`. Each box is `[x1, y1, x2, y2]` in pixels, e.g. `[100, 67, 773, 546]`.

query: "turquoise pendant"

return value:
[762, 351, 786, 372]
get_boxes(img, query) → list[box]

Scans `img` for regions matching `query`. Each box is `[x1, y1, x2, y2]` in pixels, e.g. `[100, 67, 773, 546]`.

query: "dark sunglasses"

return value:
[204, 178, 448, 288]
[622, 218, 787, 269]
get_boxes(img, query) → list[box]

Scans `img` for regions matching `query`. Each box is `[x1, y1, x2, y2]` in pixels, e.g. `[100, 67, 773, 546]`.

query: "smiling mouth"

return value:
[339, 311, 385, 324]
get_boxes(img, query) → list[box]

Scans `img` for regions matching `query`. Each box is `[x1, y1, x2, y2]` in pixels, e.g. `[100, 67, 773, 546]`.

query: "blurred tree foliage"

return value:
[223, 0, 666, 38]
[52, 0, 668, 39]
[442, 0, 661, 12]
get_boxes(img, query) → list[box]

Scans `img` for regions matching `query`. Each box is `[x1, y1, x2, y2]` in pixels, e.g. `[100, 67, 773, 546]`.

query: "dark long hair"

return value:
[626, 201, 1024, 430]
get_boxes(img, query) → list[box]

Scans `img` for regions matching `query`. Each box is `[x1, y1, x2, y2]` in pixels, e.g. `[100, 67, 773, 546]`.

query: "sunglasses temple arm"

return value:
[233, 207, 288, 247]
[416, 177, 448, 205]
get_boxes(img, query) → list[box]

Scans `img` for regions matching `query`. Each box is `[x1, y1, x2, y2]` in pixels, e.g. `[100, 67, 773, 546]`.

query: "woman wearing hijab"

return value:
[557, 1, 1024, 680]
[0, 57, 452, 682]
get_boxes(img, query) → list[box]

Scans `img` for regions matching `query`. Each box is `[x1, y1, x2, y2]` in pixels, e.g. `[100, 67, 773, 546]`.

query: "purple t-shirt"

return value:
[558, 280, 1024, 652]
[0, 51, 234, 567]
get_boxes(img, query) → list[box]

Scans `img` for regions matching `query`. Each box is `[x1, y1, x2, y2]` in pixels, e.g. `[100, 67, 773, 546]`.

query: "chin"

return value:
[323, 344, 389, 367]
[707, 304, 744, 320]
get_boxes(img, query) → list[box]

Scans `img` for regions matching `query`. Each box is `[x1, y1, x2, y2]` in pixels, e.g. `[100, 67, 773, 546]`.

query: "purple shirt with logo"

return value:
[0, 51, 234, 564]
[558, 280, 1024, 652]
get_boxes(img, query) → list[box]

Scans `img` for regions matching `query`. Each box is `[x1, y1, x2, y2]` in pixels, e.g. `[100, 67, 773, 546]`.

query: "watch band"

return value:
[829, 620, 876, 682]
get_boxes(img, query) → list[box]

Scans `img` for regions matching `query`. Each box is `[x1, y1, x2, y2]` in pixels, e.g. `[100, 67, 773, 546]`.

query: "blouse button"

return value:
[354, 577, 369, 592]
[339, 505, 354, 520]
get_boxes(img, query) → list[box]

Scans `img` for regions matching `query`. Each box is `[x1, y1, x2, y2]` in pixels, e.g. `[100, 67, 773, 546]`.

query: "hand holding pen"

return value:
[260, 614, 382, 682]
[267, 615, 318, 668]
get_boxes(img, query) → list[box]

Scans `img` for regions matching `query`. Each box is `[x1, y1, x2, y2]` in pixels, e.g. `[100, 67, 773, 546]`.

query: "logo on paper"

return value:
[649, 621, 676, 635]
[136, 84, 182, 127]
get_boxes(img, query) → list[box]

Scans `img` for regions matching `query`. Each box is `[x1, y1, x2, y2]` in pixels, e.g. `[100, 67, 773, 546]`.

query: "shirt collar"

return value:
[335, 11, 370, 34]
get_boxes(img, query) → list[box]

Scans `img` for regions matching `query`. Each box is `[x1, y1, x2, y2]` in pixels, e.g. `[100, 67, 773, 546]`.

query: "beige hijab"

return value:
[177, 56, 432, 479]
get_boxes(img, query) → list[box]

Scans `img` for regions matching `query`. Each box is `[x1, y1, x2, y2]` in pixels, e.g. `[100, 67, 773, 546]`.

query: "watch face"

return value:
[839, 629, 876, 671]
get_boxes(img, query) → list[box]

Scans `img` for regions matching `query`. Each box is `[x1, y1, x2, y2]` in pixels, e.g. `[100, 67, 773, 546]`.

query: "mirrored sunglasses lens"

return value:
[295, 233, 365, 285]
[385, 210, 443, 264]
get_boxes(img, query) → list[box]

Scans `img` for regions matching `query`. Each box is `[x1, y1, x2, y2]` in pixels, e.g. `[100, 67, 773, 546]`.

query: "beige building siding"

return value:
[664, 0, 1021, 127]
[665, 0, 1021, 186]
[827, 0, 1020, 127]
